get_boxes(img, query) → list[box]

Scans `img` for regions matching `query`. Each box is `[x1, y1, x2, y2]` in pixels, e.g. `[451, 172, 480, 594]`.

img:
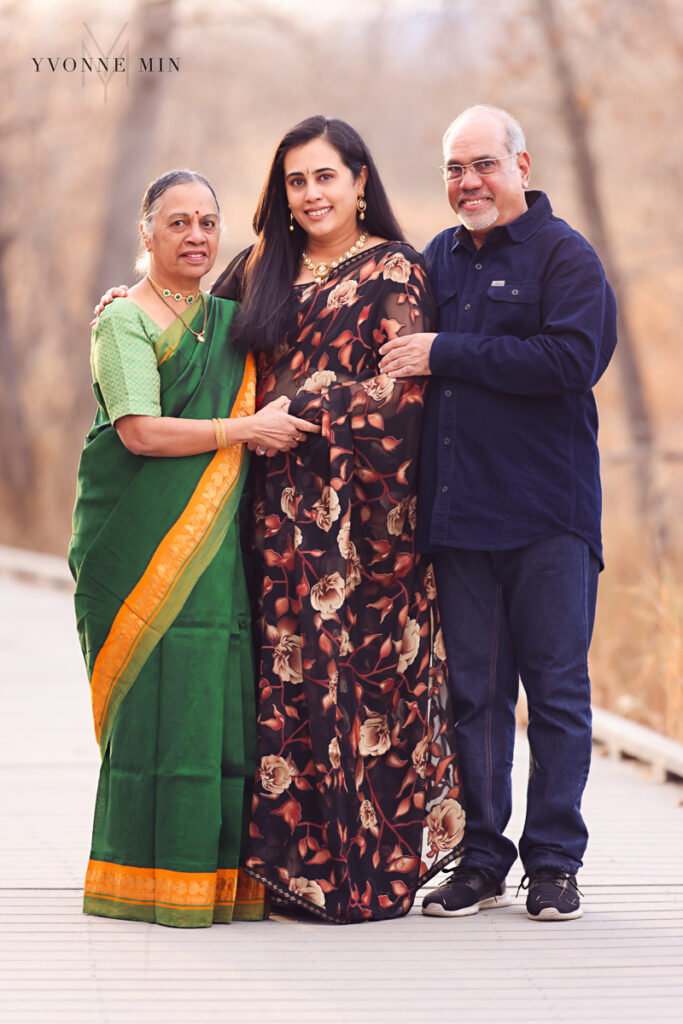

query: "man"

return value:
[379, 105, 616, 921]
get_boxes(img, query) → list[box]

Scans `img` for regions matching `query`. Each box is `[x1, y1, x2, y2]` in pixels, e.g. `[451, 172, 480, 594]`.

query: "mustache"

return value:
[458, 192, 494, 204]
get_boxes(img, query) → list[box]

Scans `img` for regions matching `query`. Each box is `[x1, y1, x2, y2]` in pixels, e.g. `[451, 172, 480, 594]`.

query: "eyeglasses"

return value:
[438, 153, 520, 182]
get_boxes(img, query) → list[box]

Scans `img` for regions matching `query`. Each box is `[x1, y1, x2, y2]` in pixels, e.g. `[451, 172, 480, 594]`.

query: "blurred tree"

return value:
[90, 0, 178, 308]
[0, 1, 35, 514]
[0, 143, 34, 511]
[534, 0, 665, 551]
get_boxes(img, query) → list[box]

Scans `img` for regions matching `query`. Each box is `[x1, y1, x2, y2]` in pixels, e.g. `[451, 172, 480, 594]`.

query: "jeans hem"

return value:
[460, 857, 515, 882]
[523, 858, 583, 875]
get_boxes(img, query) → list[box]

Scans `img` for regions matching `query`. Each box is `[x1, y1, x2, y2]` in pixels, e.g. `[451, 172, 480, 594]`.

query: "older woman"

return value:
[213, 117, 465, 922]
[69, 169, 317, 927]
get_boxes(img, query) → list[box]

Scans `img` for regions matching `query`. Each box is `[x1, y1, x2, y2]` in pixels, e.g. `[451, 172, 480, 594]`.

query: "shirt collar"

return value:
[450, 190, 552, 251]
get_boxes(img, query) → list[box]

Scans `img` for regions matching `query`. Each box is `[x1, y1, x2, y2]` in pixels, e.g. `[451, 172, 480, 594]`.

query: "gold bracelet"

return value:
[212, 417, 228, 450]
[214, 417, 227, 450]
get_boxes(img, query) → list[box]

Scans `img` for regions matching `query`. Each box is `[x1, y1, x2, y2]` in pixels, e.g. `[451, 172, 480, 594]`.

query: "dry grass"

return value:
[589, 466, 683, 744]
[513, 464, 683, 745]
[590, 564, 683, 744]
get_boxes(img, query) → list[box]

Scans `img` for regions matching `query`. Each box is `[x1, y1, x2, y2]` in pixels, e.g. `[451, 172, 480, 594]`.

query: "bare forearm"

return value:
[115, 404, 319, 457]
[115, 415, 250, 457]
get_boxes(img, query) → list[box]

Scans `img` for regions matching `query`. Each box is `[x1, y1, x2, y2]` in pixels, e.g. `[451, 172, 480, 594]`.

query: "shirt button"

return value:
[444, 389, 452, 397]
[464, 303, 471, 311]
[512, 288, 519, 295]
[443, 437, 450, 446]
[441, 486, 448, 494]
[474, 263, 482, 270]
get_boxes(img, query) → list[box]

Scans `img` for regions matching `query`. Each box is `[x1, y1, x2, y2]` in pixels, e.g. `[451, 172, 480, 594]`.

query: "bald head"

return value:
[443, 105, 526, 157]
[441, 104, 530, 245]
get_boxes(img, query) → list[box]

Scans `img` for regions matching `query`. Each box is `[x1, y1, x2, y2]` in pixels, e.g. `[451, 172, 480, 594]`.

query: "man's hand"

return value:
[90, 285, 129, 326]
[379, 332, 436, 377]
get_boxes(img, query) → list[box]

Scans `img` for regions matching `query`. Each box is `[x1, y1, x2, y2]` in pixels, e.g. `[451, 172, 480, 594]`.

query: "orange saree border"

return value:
[84, 860, 266, 922]
[89, 353, 256, 752]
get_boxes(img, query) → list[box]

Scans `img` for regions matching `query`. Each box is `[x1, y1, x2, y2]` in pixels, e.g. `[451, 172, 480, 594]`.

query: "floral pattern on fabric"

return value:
[245, 243, 464, 922]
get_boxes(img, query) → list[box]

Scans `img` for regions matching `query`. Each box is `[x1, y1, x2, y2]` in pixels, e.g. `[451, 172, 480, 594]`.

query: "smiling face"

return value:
[143, 181, 220, 284]
[283, 137, 367, 248]
[443, 111, 530, 245]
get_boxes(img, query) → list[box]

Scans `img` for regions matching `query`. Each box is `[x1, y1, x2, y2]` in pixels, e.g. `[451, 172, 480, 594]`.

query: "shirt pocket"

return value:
[482, 281, 542, 338]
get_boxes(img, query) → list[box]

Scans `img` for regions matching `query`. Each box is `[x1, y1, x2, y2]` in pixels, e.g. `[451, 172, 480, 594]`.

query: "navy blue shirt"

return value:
[417, 191, 617, 564]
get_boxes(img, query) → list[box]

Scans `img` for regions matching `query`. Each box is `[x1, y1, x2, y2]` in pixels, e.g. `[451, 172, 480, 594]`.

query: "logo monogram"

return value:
[82, 22, 130, 100]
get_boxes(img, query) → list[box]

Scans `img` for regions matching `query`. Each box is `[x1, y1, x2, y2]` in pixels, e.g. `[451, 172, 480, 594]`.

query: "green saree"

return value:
[68, 295, 267, 926]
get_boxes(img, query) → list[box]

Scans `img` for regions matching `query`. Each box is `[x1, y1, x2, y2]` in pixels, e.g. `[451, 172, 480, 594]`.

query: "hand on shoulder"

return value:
[91, 285, 129, 326]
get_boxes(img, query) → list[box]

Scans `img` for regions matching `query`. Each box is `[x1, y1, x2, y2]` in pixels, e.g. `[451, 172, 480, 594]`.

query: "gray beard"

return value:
[457, 202, 499, 232]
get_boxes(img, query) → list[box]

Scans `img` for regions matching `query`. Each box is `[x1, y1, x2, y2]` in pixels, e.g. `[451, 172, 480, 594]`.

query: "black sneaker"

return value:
[422, 866, 512, 917]
[523, 867, 583, 921]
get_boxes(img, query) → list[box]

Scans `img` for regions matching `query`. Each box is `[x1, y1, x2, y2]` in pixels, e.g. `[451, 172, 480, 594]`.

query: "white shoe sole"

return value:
[527, 905, 583, 921]
[422, 892, 513, 917]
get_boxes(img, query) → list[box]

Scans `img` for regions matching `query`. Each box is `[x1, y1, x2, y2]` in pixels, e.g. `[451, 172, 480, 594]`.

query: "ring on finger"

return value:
[256, 446, 266, 455]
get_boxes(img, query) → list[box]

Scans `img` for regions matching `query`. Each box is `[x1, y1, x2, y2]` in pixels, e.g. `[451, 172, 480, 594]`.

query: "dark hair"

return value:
[137, 169, 220, 274]
[232, 115, 405, 354]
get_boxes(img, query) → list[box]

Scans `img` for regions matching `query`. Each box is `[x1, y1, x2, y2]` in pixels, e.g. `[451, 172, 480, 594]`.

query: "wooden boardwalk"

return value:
[1, 573, 682, 1024]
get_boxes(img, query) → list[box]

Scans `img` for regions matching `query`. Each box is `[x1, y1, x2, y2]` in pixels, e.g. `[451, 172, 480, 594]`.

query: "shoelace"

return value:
[517, 868, 583, 898]
[445, 866, 501, 888]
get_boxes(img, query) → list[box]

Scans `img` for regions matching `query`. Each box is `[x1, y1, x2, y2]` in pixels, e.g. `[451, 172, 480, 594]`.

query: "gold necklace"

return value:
[147, 276, 208, 343]
[302, 232, 368, 282]
[147, 273, 200, 304]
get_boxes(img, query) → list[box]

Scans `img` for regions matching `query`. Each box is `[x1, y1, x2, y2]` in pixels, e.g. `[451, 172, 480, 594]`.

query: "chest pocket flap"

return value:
[487, 282, 540, 303]
[435, 285, 458, 307]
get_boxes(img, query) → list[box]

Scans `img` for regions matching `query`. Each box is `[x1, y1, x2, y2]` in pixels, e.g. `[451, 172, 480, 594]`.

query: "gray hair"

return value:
[136, 169, 221, 276]
[442, 105, 526, 155]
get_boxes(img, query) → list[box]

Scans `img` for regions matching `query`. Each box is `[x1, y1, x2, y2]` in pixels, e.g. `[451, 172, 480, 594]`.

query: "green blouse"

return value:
[91, 299, 163, 423]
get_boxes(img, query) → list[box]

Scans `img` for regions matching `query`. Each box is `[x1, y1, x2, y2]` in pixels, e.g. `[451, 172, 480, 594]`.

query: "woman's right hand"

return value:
[91, 285, 129, 324]
[246, 396, 320, 457]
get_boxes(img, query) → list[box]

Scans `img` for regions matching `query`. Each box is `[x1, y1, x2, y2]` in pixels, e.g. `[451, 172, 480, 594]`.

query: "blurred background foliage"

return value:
[1, 0, 681, 739]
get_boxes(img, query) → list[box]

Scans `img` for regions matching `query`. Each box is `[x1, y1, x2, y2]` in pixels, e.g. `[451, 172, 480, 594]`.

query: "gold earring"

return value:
[289, 208, 294, 232]
[357, 192, 367, 221]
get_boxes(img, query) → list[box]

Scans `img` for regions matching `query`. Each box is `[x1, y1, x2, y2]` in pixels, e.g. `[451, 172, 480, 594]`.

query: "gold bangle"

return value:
[217, 417, 228, 449]
[212, 417, 228, 450]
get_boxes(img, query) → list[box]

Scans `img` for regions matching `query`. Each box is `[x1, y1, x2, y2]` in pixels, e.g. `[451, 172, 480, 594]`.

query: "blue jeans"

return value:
[434, 533, 599, 877]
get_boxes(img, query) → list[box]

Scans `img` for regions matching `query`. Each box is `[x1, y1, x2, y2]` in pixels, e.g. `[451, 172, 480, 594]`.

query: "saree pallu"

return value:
[68, 296, 266, 926]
